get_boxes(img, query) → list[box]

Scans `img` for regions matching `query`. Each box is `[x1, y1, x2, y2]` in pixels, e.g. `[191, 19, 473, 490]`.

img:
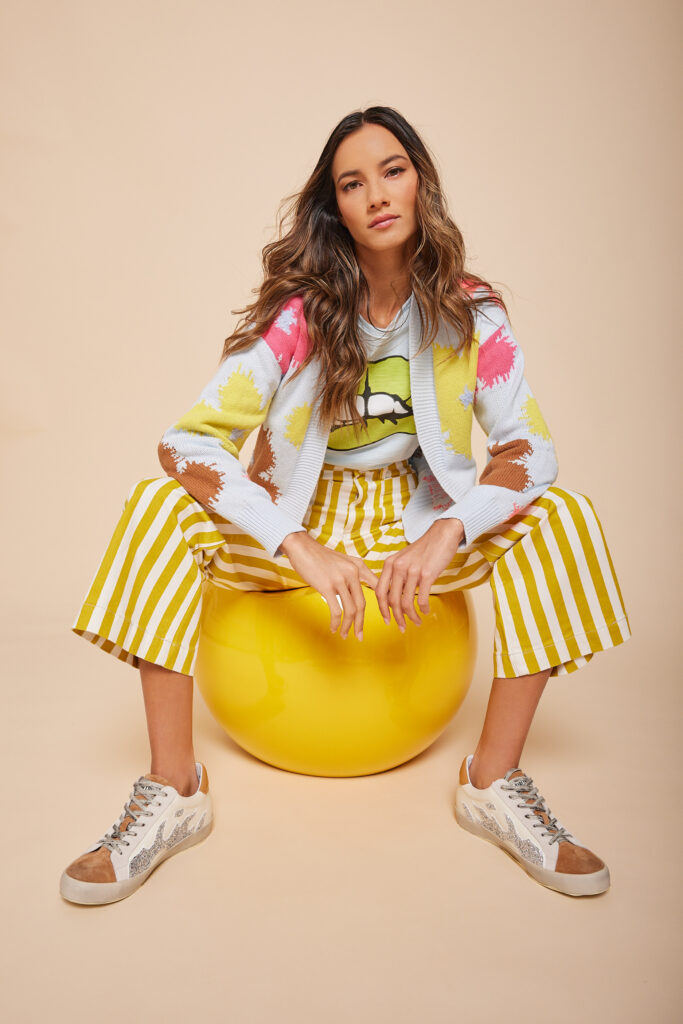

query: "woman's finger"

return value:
[336, 578, 357, 640]
[322, 588, 344, 634]
[416, 572, 432, 616]
[344, 568, 367, 641]
[375, 557, 394, 624]
[360, 566, 379, 591]
[348, 556, 380, 592]
[401, 565, 423, 626]
[388, 561, 408, 631]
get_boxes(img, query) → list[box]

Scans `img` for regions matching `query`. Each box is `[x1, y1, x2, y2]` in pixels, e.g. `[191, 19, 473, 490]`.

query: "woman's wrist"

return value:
[437, 516, 463, 528]
[279, 529, 310, 557]
[430, 517, 465, 544]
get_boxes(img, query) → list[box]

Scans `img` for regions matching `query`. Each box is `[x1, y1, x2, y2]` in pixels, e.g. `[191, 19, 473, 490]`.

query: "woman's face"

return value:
[332, 123, 419, 254]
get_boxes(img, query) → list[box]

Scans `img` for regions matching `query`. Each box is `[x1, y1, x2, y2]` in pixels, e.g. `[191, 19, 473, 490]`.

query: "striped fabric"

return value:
[72, 460, 631, 680]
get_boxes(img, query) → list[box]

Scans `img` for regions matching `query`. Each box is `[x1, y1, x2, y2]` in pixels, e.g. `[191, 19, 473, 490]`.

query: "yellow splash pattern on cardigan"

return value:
[284, 402, 312, 448]
[174, 365, 269, 457]
[520, 395, 552, 440]
[431, 340, 478, 460]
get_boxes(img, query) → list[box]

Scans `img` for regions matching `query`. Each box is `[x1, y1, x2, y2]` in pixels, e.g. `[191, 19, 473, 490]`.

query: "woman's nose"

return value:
[367, 181, 389, 208]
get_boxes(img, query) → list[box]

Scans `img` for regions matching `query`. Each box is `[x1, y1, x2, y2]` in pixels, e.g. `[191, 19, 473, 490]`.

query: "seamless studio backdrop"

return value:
[1, 1, 680, 1022]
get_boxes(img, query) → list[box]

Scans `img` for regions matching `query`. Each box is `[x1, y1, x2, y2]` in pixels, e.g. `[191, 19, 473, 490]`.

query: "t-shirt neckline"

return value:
[358, 292, 413, 337]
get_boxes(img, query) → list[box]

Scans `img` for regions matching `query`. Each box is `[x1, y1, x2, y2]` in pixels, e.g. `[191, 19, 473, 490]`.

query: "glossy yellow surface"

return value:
[195, 580, 477, 777]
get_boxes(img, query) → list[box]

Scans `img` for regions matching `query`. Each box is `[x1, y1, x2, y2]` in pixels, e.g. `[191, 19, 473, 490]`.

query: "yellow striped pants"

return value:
[72, 460, 631, 680]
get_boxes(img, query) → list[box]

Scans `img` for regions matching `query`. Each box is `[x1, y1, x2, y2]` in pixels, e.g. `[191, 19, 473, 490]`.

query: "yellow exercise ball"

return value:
[194, 579, 477, 778]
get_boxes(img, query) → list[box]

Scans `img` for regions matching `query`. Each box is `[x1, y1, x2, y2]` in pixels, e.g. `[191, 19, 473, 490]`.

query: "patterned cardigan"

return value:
[158, 288, 559, 558]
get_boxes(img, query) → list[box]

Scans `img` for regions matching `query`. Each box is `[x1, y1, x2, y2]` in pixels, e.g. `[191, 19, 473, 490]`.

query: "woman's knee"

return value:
[542, 485, 598, 521]
[124, 475, 185, 508]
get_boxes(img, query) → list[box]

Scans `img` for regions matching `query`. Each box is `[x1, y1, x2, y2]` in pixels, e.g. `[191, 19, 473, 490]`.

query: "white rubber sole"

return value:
[454, 804, 610, 897]
[60, 818, 214, 906]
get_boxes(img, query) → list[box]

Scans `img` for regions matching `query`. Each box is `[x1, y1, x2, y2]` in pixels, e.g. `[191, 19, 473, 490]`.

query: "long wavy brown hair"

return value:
[220, 105, 508, 434]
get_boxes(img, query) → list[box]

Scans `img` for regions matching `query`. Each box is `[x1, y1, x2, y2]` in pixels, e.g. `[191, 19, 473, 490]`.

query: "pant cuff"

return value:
[71, 602, 197, 674]
[494, 615, 632, 679]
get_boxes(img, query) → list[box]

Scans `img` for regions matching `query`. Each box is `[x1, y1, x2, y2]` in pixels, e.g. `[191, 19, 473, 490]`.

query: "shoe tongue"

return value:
[506, 768, 525, 781]
[144, 772, 172, 786]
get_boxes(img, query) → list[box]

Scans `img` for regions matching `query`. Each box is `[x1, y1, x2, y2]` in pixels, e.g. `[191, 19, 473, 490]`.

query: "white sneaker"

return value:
[60, 762, 213, 905]
[454, 754, 610, 897]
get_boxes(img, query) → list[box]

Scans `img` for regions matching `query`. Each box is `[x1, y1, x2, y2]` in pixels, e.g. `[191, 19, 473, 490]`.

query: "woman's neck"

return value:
[361, 291, 412, 329]
[356, 245, 413, 329]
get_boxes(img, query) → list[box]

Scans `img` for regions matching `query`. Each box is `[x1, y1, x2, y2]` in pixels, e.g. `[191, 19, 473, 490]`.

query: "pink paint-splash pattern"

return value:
[262, 296, 302, 369]
[260, 295, 312, 374]
[507, 500, 534, 520]
[424, 472, 452, 512]
[476, 324, 516, 390]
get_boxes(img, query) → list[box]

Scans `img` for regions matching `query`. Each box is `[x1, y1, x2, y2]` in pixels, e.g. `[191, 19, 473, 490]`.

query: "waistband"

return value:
[318, 459, 416, 482]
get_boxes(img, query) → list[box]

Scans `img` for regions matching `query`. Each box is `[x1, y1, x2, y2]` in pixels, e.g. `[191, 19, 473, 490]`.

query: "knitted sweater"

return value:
[158, 288, 559, 558]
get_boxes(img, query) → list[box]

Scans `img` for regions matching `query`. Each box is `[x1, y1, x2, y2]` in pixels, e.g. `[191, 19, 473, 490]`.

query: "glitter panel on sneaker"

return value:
[473, 806, 544, 866]
[129, 813, 198, 878]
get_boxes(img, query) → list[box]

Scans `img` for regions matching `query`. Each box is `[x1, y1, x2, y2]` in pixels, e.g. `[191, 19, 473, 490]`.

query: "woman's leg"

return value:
[468, 667, 552, 789]
[448, 487, 628, 889]
[70, 476, 230, 799]
[71, 477, 228, 674]
[62, 475, 314, 904]
[467, 487, 629, 784]
[139, 660, 198, 797]
[429, 485, 631, 783]
[72, 475, 312, 787]
[486, 486, 631, 680]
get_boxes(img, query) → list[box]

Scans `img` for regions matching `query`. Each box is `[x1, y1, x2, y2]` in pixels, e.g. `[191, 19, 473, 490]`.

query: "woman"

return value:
[61, 106, 631, 905]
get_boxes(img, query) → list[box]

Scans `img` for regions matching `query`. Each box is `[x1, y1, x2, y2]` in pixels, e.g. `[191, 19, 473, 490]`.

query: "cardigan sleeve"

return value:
[157, 325, 307, 559]
[436, 301, 559, 544]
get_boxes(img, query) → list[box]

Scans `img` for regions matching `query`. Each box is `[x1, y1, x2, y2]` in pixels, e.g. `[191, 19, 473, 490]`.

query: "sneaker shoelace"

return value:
[501, 772, 575, 846]
[98, 777, 166, 856]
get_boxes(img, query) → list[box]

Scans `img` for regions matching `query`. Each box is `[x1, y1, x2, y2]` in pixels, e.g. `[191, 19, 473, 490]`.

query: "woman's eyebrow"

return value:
[336, 154, 408, 185]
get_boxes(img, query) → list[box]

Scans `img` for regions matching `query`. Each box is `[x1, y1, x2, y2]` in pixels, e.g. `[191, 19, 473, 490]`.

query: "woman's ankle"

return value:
[469, 754, 516, 790]
[150, 760, 198, 797]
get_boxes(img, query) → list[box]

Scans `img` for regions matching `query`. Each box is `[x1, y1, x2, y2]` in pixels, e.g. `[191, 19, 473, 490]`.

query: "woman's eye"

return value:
[342, 167, 405, 192]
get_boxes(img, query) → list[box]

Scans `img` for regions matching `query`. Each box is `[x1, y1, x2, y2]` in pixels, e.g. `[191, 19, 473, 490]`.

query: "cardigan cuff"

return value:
[220, 501, 308, 559]
[435, 488, 514, 547]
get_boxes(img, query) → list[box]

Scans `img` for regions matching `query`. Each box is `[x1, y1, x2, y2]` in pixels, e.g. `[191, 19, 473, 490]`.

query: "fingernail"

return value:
[358, 632, 363, 642]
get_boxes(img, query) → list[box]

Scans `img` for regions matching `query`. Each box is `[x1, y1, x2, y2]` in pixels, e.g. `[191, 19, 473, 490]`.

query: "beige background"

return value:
[2, 0, 680, 1021]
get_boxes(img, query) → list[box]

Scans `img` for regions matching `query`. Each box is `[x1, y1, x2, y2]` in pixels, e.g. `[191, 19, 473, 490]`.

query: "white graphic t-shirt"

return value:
[324, 293, 418, 470]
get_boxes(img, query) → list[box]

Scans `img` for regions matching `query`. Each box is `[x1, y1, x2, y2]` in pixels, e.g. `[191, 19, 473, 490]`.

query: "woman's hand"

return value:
[279, 531, 379, 641]
[375, 519, 465, 631]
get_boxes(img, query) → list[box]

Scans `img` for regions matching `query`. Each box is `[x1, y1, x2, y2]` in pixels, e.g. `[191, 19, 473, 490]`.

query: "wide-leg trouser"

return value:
[71, 460, 631, 679]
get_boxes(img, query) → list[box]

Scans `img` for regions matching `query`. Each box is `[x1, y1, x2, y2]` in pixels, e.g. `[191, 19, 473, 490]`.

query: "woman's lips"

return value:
[370, 216, 399, 229]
